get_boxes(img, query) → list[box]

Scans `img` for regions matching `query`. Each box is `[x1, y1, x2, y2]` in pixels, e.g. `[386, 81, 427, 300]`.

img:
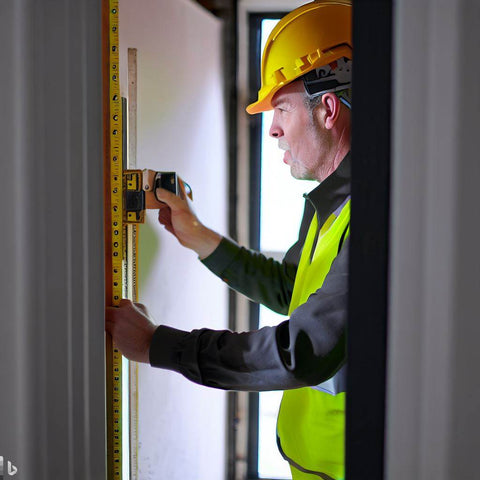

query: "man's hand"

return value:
[105, 299, 157, 363]
[156, 185, 221, 259]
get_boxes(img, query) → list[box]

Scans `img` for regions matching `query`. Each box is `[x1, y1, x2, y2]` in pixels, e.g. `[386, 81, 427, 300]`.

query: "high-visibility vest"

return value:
[277, 198, 350, 480]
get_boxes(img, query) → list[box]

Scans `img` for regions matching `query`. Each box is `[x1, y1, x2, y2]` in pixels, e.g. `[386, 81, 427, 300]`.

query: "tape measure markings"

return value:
[107, 0, 123, 478]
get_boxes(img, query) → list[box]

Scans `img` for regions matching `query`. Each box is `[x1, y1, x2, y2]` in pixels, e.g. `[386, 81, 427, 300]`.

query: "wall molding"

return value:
[0, 1, 105, 478]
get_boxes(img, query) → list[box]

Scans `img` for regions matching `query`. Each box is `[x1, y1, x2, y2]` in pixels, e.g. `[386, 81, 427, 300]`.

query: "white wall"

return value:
[386, 0, 480, 478]
[119, 1, 228, 479]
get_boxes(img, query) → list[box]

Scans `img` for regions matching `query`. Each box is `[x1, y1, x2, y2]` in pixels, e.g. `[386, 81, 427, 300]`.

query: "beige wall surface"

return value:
[0, 1, 105, 478]
[387, 1, 480, 479]
[120, 1, 228, 479]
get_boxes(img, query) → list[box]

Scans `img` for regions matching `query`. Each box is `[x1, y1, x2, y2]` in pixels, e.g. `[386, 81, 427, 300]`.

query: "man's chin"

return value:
[290, 167, 315, 182]
[290, 169, 306, 181]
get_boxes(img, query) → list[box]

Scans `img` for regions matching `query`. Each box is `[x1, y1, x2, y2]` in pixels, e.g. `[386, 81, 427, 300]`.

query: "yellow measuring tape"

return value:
[105, 0, 124, 478]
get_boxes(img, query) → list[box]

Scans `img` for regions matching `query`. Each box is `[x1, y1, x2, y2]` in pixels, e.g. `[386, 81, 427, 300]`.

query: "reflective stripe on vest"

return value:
[277, 198, 350, 480]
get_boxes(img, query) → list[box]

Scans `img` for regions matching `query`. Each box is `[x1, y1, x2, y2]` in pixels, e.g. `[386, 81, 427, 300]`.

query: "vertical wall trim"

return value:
[0, 1, 105, 479]
[386, 0, 480, 479]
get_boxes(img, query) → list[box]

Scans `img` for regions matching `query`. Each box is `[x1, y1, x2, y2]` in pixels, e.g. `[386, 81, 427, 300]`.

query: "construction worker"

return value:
[106, 1, 352, 478]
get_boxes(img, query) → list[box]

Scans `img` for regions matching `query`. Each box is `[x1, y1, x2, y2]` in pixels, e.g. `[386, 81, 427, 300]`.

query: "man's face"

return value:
[269, 81, 328, 182]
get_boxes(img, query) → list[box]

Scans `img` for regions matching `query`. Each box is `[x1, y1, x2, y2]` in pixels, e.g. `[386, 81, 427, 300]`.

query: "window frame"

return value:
[247, 12, 290, 480]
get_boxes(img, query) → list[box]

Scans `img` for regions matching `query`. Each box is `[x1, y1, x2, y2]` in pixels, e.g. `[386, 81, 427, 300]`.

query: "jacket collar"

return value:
[304, 152, 351, 225]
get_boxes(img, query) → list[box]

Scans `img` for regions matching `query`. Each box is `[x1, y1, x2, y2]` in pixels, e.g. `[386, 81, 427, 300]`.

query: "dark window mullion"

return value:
[247, 13, 263, 480]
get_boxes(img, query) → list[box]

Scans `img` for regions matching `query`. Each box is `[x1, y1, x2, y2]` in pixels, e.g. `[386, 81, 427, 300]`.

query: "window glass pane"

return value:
[260, 111, 313, 252]
[258, 390, 290, 479]
[259, 20, 313, 253]
[258, 307, 289, 479]
[256, 19, 316, 480]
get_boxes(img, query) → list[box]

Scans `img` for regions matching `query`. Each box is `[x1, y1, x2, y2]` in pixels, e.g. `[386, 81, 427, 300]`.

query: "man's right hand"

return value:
[156, 186, 222, 259]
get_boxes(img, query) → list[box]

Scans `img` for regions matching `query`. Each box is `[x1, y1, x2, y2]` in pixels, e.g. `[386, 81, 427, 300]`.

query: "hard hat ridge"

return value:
[302, 57, 352, 108]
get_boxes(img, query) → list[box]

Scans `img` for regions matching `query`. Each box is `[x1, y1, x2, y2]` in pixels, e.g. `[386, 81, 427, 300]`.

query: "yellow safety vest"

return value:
[277, 198, 350, 480]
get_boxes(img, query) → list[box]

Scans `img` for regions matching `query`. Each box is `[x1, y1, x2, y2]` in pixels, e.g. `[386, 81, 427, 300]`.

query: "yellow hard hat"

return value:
[246, 0, 352, 115]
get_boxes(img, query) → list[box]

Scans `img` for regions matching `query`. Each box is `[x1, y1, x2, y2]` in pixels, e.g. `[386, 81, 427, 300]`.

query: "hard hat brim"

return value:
[246, 90, 277, 115]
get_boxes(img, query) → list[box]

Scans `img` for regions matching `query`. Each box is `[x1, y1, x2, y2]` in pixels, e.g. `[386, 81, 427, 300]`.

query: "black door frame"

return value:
[346, 2, 392, 479]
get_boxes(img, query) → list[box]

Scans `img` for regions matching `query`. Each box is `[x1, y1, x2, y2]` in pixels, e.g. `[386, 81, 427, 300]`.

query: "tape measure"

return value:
[105, 0, 124, 478]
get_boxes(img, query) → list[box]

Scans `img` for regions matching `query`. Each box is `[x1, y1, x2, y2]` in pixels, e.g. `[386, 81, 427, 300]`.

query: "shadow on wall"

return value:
[139, 217, 161, 291]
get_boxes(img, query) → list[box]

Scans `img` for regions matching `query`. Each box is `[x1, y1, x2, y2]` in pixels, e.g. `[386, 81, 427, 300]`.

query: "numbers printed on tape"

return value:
[108, 1, 123, 478]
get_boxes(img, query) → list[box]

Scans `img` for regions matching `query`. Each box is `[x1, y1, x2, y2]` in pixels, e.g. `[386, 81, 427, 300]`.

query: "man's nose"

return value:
[269, 122, 283, 138]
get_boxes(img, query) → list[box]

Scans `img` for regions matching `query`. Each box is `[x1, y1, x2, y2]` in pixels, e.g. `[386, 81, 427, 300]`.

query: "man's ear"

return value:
[322, 92, 342, 130]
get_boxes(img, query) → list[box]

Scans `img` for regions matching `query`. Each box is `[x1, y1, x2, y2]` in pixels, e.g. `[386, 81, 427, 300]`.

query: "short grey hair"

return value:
[303, 93, 324, 123]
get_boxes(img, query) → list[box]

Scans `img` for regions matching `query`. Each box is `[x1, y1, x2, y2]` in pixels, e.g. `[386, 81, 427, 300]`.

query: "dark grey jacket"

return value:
[149, 155, 351, 392]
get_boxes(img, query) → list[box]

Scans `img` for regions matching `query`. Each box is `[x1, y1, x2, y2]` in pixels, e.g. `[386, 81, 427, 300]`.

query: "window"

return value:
[248, 16, 313, 480]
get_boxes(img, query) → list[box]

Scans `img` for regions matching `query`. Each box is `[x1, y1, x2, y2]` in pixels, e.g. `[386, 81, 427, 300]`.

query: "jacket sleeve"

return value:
[199, 201, 313, 315]
[200, 237, 298, 315]
[149, 238, 349, 392]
